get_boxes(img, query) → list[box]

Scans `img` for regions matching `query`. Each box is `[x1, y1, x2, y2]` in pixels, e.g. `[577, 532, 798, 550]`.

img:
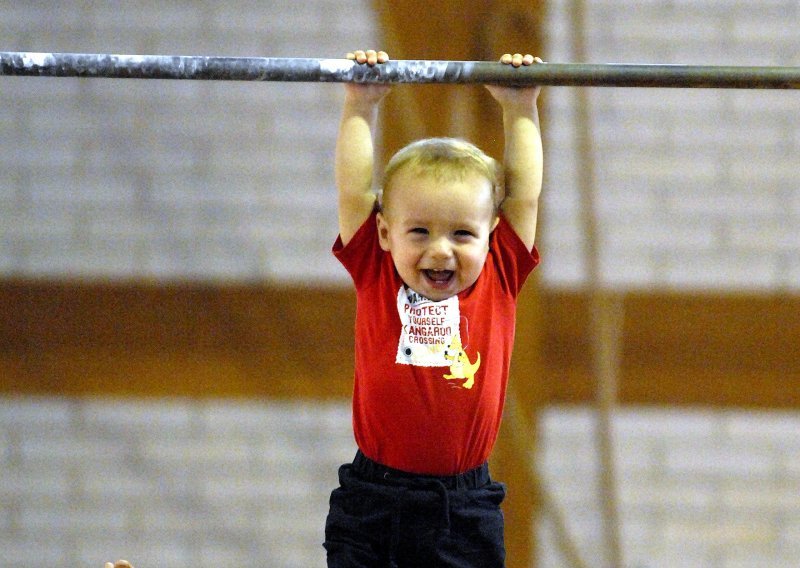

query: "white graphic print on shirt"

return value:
[395, 286, 461, 367]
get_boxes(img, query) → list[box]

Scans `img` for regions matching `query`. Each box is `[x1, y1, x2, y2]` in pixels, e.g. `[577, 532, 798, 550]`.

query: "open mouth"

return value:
[423, 269, 455, 287]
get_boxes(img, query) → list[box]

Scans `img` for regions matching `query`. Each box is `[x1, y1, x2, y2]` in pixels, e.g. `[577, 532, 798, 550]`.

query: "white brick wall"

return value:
[4, 397, 797, 568]
[0, 0, 376, 282]
[537, 405, 800, 568]
[0, 397, 356, 568]
[543, 0, 800, 290]
[3, 1, 799, 289]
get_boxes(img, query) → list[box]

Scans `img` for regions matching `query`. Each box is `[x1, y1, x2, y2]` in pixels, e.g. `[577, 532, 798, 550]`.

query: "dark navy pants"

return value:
[324, 451, 506, 568]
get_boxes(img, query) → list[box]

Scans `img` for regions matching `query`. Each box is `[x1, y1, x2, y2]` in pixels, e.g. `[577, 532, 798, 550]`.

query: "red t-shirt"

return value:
[333, 211, 539, 475]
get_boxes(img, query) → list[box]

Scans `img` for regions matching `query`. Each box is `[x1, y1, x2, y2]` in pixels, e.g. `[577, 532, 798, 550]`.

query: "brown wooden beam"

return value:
[0, 280, 355, 399]
[540, 290, 800, 409]
[4, 280, 798, 406]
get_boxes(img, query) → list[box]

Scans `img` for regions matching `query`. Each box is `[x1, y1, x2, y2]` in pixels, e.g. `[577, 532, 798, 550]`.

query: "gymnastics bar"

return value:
[3, 51, 800, 89]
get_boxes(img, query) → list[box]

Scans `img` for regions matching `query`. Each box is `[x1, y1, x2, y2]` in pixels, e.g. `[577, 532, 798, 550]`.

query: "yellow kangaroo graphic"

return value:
[443, 334, 481, 389]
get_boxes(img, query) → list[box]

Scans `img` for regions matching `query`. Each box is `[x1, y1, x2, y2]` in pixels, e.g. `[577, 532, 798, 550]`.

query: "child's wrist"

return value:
[344, 95, 381, 114]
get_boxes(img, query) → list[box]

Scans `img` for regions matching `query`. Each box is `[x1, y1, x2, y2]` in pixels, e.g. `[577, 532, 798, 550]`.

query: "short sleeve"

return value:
[489, 214, 540, 297]
[332, 210, 384, 289]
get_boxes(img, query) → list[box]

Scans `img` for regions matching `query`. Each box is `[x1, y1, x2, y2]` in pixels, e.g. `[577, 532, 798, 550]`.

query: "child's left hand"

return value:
[501, 53, 539, 68]
[485, 53, 544, 108]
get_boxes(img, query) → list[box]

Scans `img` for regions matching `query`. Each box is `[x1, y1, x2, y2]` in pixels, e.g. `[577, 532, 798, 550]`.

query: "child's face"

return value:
[377, 168, 499, 302]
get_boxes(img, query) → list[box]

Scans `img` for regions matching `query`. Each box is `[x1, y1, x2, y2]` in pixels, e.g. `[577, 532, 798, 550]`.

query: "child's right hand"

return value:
[347, 49, 389, 66]
[344, 49, 392, 103]
[104, 561, 133, 568]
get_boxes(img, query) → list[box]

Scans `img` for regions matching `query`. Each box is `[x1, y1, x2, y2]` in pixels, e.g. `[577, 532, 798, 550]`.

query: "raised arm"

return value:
[336, 50, 391, 245]
[486, 54, 544, 251]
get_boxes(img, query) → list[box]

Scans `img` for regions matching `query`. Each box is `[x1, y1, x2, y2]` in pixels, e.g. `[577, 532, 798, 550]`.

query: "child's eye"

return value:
[454, 229, 475, 238]
[410, 227, 428, 235]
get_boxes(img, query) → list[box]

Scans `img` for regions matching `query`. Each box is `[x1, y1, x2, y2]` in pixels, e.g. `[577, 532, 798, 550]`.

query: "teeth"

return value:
[425, 269, 453, 282]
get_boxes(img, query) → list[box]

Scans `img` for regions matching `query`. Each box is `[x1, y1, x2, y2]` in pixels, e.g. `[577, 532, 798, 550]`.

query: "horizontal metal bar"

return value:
[3, 51, 800, 89]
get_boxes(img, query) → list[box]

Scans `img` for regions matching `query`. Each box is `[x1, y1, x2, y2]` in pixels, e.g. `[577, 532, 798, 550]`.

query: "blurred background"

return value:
[1, 1, 799, 567]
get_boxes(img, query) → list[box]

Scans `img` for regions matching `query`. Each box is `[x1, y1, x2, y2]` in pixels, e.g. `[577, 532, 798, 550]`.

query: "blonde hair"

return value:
[379, 137, 503, 212]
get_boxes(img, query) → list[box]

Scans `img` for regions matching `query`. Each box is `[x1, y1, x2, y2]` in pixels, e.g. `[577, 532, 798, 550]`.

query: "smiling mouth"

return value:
[423, 269, 455, 286]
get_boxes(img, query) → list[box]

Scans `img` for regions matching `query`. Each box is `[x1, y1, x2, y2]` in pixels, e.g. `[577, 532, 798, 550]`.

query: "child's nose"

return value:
[427, 237, 452, 258]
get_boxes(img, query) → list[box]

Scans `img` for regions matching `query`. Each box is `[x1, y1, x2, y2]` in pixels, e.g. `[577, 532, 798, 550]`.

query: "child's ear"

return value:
[490, 215, 500, 232]
[376, 212, 391, 251]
